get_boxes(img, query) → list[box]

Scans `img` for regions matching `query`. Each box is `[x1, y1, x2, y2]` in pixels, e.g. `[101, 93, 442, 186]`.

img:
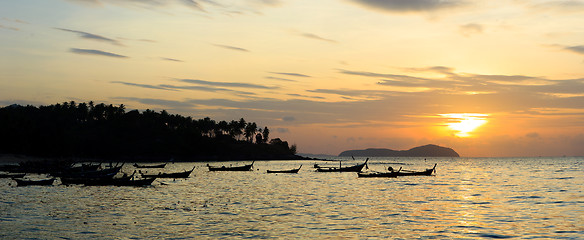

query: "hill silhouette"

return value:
[339, 144, 460, 157]
[0, 101, 302, 161]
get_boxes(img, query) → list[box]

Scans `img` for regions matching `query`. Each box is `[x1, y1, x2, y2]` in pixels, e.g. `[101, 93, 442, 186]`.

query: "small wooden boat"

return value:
[83, 174, 156, 186]
[0, 173, 26, 178]
[133, 163, 167, 168]
[141, 166, 195, 178]
[13, 178, 56, 186]
[56, 164, 123, 178]
[65, 163, 101, 172]
[358, 167, 402, 178]
[267, 165, 302, 173]
[207, 161, 254, 171]
[395, 164, 436, 176]
[316, 159, 368, 172]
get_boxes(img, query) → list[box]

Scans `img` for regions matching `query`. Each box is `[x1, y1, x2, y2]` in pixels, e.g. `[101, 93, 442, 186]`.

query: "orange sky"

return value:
[1, 0, 584, 157]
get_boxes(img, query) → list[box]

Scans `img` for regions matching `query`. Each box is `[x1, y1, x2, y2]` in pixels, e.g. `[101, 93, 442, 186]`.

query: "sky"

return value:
[1, 0, 584, 157]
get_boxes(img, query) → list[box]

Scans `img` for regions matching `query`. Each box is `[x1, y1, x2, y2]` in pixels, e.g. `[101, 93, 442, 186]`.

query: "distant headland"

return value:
[0, 101, 309, 162]
[339, 144, 460, 157]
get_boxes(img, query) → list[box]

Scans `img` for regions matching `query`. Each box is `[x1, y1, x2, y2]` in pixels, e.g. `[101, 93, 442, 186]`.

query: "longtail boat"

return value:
[13, 178, 56, 186]
[357, 167, 402, 178]
[316, 159, 368, 172]
[83, 173, 156, 186]
[60, 172, 118, 185]
[55, 164, 123, 178]
[395, 164, 436, 176]
[207, 161, 254, 171]
[267, 165, 302, 173]
[140, 166, 195, 178]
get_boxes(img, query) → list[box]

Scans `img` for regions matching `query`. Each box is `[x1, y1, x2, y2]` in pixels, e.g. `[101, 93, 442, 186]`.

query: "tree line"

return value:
[0, 101, 297, 160]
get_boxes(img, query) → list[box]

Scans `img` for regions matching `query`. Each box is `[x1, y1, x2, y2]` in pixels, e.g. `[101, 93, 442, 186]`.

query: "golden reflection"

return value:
[440, 113, 488, 137]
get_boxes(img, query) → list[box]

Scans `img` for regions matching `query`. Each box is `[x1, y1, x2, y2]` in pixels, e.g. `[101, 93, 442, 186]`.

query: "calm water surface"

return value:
[1, 157, 583, 239]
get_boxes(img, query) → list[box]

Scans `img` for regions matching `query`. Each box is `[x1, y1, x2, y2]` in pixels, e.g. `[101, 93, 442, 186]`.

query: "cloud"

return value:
[67, 0, 206, 11]
[0, 24, 19, 31]
[255, 0, 282, 6]
[2, 18, 29, 24]
[178, 78, 277, 89]
[111, 81, 175, 91]
[212, 44, 249, 52]
[160, 84, 257, 95]
[299, 33, 337, 43]
[282, 116, 296, 121]
[287, 93, 326, 99]
[348, 0, 466, 13]
[70, 48, 128, 58]
[110, 66, 584, 138]
[265, 76, 298, 82]
[160, 57, 184, 62]
[531, 1, 584, 13]
[339, 69, 427, 80]
[56, 28, 122, 46]
[268, 72, 311, 78]
[564, 45, 584, 55]
[112, 97, 196, 108]
[111, 80, 258, 95]
[180, 0, 205, 11]
[459, 23, 483, 37]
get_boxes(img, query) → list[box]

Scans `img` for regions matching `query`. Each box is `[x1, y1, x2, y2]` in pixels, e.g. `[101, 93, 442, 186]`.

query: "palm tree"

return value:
[244, 122, 257, 142]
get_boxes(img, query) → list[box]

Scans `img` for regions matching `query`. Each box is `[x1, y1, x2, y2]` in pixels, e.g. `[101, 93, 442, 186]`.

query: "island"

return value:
[339, 144, 460, 157]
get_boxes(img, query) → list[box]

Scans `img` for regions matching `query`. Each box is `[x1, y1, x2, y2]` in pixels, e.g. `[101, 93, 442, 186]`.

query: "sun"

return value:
[440, 113, 488, 137]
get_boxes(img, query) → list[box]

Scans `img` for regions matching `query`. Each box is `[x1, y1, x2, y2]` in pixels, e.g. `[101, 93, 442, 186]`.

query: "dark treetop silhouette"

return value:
[0, 101, 301, 161]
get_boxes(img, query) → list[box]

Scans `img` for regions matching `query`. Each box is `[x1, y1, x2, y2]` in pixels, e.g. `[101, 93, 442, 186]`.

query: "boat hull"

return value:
[14, 178, 55, 186]
[207, 162, 254, 172]
[357, 172, 398, 178]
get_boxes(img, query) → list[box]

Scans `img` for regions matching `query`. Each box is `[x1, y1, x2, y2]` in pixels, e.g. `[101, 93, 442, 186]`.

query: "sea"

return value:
[1, 157, 583, 239]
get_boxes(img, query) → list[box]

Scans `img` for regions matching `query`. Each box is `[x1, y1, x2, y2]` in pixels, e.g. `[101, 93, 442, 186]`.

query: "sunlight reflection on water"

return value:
[1, 157, 583, 239]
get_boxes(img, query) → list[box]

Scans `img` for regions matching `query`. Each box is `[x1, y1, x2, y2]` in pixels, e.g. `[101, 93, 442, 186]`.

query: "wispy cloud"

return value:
[113, 97, 196, 108]
[269, 72, 311, 78]
[212, 44, 249, 52]
[67, 0, 206, 11]
[178, 78, 277, 89]
[564, 45, 584, 55]
[111, 81, 175, 91]
[2, 18, 29, 24]
[56, 28, 122, 46]
[531, 1, 584, 13]
[160, 57, 184, 62]
[0, 24, 19, 31]
[299, 32, 337, 43]
[266, 76, 298, 82]
[111, 78, 272, 95]
[459, 23, 483, 37]
[111, 69, 584, 134]
[70, 48, 128, 58]
[348, 0, 467, 13]
[160, 84, 257, 95]
[287, 93, 326, 99]
[339, 69, 430, 81]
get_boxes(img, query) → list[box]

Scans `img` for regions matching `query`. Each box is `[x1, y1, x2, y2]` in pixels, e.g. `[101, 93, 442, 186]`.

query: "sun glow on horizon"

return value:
[441, 113, 489, 138]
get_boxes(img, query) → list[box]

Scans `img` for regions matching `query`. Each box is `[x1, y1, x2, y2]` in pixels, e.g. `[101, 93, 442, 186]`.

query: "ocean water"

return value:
[1, 157, 583, 239]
